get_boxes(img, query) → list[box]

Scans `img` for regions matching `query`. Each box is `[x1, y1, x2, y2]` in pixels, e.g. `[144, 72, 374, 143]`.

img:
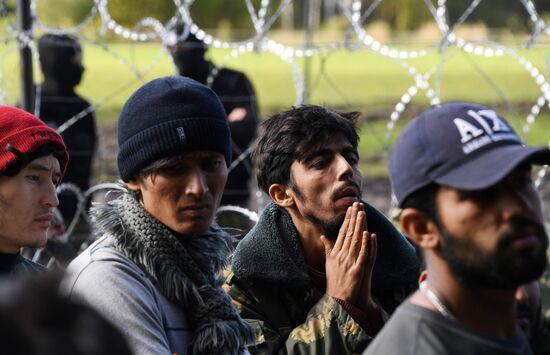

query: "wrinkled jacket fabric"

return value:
[63, 235, 190, 355]
[224, 202, 419, 354]
[63, 192, 253, 355]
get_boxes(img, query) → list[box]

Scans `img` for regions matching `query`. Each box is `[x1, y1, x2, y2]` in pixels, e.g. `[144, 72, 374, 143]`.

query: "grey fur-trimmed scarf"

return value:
[92, 191, 255, 354]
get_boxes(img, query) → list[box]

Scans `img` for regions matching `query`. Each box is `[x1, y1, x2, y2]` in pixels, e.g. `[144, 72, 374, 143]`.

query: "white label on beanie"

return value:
[177, 126, 186, 143]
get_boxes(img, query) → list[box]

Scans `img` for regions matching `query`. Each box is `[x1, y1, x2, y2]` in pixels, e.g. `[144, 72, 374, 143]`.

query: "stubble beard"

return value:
[304, 211, 346, 241]
[291, 185, 355, 241]
[438, 216, 548, 289]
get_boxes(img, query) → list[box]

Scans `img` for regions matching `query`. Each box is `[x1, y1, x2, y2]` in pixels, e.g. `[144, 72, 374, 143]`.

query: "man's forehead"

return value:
[26, 155, 61, 174]
[300, 137, 356, 157]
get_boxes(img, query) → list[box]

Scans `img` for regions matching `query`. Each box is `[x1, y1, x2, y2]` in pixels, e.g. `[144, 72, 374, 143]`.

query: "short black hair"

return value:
[2, 143, 65, 177]
[400, 183, 441, 226]
[253, 104, 360, 194]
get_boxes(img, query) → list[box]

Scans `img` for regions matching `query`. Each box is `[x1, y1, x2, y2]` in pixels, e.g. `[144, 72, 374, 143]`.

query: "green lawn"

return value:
[1, 41, 549, 117]
[357, 112, 550, 176]
[1, 39, 549, 176]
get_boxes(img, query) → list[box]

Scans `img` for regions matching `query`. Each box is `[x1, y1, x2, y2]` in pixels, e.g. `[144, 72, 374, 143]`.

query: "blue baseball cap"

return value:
[390, 102, 550, 207]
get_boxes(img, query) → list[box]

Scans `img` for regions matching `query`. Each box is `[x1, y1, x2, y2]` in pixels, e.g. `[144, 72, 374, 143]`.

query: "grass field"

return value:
[1, 40, 549, 177]
[1, 41, 549, 116]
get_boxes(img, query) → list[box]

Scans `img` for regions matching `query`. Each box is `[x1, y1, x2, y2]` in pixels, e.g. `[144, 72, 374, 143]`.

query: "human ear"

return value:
[126, 179, 140, 191]
[268, 183, 295, 208]
[400, 208, 440, 250]
[126, 179, 143, 200]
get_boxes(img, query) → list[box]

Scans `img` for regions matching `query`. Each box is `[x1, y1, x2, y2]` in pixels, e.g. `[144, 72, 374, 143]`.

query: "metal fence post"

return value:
[17, 0, 34, 113]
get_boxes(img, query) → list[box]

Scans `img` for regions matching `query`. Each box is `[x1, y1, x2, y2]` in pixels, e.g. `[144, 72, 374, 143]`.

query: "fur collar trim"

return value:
[91, 188, 254, 354]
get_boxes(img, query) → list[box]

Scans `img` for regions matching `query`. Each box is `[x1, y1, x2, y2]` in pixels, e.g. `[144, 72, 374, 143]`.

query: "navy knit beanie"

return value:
[117, 76, 231, 181]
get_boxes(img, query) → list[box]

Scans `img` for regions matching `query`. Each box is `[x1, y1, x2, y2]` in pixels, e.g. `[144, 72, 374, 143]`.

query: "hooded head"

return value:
[167, 27, 209, 82]
[38, 34, 83, 90]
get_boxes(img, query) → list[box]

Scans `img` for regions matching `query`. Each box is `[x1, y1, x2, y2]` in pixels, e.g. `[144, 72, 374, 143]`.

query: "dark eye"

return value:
[159, 164, 187, 177]
[503, 166, 534, 191]
[27, 175, 40, 182]
[311, 159, 329, 169]
[203, 158, 224, 172]
[510, 174, 534, 191]
[346, 155, 359, 166]
[458, 188, 496, 204]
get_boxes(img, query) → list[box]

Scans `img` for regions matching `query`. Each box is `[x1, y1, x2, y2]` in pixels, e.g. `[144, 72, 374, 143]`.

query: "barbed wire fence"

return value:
[1, 0, 550, 245]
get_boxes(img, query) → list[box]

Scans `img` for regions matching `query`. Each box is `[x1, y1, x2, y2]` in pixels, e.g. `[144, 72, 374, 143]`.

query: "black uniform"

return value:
[170, 33, 259, 208]
[37, 34, 97, 224]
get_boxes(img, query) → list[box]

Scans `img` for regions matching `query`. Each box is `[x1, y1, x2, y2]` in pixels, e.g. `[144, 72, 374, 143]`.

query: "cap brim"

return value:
[433, 145, 550, 190]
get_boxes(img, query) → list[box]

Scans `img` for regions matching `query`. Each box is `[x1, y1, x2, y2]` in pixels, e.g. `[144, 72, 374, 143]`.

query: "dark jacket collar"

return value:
[231, 202, 419, 289]
[0, 252, 45, 275]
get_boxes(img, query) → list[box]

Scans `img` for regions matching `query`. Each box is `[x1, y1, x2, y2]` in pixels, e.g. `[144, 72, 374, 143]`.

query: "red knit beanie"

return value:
[0, 105, 68, 176]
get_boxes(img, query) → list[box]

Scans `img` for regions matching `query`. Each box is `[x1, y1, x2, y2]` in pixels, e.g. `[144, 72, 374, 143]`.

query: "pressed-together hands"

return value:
[321, 202, 378, 312]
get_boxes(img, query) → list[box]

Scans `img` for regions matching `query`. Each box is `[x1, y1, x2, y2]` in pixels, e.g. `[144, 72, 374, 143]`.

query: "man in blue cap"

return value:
[365, 102, 550, 354]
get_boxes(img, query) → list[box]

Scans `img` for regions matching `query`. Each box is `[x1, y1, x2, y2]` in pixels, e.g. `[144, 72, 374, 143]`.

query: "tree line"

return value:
[6, 0, 550, 33]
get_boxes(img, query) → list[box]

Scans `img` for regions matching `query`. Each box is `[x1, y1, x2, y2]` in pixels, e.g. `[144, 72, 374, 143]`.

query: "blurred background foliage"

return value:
[2, 0, 549, 34]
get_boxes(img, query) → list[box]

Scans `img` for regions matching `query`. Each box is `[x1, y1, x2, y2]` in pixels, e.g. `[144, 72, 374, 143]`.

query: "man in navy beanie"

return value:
[64, 76, 254, 355]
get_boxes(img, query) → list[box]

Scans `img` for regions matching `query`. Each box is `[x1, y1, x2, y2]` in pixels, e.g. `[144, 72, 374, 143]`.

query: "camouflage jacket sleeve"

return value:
[224, 272, 372, 354]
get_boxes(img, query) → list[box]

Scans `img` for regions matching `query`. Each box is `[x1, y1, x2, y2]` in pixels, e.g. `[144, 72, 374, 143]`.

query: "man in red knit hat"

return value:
[0, 105, 68, 276]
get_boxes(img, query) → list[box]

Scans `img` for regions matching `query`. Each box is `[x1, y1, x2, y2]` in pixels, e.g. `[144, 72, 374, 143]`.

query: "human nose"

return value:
[335, 154, 354, 180]
[43, 181, 59, 208]
[185, 167, 209, 196]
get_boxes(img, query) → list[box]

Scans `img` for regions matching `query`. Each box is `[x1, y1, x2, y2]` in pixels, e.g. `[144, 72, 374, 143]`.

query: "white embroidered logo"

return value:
[452, 110, 518, 154]
[177, 126, 186, 143]
[453, 118, 484, 143]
